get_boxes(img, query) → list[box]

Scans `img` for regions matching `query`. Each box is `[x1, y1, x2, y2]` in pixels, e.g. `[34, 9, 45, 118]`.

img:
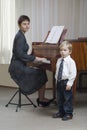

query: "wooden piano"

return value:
[31, 33, 87, 99]
[70, 39, 87, 94]
[31, 29, 67, 98]
[32, 42, 59, 98]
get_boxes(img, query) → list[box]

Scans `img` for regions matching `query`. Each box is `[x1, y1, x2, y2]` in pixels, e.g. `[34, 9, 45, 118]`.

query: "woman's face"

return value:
[19, 20, 30, 33]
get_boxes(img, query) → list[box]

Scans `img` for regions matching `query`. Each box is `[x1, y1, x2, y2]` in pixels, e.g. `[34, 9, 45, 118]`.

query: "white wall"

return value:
[0, 64, 18, 88]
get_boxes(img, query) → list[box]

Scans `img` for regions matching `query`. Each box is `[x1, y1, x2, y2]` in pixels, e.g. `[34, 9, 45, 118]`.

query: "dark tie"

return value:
[58, 59, 64, 81]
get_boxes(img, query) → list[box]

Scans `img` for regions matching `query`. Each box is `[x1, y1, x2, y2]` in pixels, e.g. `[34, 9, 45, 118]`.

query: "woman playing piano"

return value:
[8, 15, 53, 107]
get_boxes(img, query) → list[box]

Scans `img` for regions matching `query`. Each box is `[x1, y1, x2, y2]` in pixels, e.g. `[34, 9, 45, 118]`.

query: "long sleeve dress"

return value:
[8, 30, 48, 95]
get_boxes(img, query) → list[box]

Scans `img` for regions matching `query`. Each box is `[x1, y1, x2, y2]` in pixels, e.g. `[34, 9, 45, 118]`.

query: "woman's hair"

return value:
[18, 15, 30, 25]
[59, 41, 72, 53]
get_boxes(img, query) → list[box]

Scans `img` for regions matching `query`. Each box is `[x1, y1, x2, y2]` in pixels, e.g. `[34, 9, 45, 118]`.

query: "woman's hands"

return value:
[34, 57, 50, 64]
[36, 57, 47, 62]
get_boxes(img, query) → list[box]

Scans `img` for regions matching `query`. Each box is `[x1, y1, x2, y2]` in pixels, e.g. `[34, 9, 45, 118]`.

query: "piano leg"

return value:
[53, 72, 56, 99]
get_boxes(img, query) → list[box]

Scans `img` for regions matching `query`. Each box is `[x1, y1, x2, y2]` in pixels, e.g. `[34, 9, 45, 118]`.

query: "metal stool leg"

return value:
[24, 94, 37, 108]
[16, 89, 21, 112]
[5, 88, 37, 112]
[5, 90, 19, 107]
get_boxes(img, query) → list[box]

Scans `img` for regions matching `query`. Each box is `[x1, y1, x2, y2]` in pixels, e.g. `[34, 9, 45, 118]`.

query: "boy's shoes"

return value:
[52, 112, 64, 118]
[52, 113, 73, 121]
[62, 115, 73, 121]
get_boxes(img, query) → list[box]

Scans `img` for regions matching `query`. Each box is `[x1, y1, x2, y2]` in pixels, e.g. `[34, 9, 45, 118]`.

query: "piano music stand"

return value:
[58, 29, 67, 44]
[43, 29, 67, 44]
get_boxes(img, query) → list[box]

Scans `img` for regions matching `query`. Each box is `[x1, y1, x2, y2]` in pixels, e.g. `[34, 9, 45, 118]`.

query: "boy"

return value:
[53, 41, 77, 121]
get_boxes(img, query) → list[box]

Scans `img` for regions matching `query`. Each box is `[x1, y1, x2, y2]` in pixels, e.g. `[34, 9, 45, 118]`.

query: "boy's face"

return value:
[60, 45, 71, 58]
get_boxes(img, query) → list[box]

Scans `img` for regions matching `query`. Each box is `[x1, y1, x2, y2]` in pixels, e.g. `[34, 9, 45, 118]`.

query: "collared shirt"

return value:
[55, 55, 77, 87]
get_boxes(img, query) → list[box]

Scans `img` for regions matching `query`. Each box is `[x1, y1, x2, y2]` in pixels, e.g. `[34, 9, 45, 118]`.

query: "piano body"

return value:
[30, 29, 67, 98]
[30, 31, 87, 99]
[31, 42, 60, 98]
[70, 39, 87, 94]
[32, 29, 67, 73]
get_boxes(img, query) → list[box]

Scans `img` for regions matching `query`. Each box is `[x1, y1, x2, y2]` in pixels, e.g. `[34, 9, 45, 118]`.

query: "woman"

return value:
[9, 15, 53, 107]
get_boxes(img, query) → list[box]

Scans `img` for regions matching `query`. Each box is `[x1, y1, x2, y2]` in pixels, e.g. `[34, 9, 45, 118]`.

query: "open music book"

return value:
[45, 26, 64, 44]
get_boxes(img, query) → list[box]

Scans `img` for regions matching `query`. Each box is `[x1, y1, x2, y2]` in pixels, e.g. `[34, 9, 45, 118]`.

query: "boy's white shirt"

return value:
[55, 55, 77, 87]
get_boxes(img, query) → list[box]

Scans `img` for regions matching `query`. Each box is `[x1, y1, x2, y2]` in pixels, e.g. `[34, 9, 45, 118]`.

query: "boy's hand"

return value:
[66, 85, 71, 90]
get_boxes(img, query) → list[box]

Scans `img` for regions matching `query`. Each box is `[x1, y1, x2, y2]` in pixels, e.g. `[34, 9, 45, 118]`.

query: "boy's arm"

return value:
[67, 61, 77, 87]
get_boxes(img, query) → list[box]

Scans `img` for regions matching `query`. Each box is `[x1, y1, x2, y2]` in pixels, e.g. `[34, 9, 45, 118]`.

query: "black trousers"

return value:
[57, 80, 73, 116]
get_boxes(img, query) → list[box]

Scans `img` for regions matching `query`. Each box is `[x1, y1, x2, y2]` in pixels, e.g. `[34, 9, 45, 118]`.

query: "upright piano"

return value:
[32, 42, 59, 98]
[31, 33, 87, 99]
[31, 29, 67, 98]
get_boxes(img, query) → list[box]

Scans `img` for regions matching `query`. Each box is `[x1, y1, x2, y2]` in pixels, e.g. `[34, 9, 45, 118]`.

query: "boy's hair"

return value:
[59, 41, 72, 53]
[18, 15, 30, 25]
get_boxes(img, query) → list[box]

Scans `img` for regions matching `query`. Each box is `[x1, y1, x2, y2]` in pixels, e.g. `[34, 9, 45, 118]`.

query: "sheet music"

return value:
[45, 26, 64, 44]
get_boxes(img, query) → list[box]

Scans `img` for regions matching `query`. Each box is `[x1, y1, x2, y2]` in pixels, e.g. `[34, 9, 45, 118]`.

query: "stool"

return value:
[5, 87, 37, 112]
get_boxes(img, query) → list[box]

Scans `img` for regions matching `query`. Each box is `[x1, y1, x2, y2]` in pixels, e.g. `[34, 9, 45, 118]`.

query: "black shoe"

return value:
[52, 112, 64, 118]
[62, 115, 73, 121]
[36, 98, 54, 107]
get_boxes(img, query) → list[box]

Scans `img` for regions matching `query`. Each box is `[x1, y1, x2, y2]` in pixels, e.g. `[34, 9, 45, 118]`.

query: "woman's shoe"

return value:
[36, 98, 54, 107]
